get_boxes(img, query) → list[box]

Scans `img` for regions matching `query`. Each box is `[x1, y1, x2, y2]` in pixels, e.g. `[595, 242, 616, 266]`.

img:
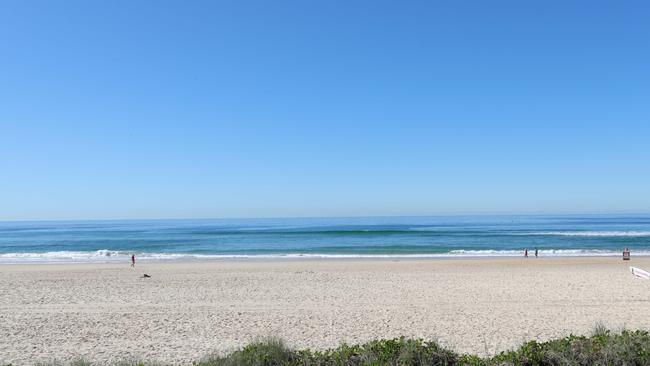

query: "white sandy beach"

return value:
[2, 257, 650, 364]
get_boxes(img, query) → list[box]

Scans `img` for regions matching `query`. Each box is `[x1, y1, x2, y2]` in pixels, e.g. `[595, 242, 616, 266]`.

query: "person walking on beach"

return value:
[131, 254, 135, 268]
[535, 248, 538, 258]
[524, 248, 528, 258]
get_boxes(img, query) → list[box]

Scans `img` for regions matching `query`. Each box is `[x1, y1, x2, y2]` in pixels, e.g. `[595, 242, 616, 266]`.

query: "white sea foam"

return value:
[0, 250, 127, 263]
[1, 248, 650, 263]
[446, 249, 645, 256]
[523, 231, 650, 237]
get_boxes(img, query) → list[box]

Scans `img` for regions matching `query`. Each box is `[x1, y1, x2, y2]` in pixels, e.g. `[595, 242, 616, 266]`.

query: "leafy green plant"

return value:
[19, 329, 650, 366]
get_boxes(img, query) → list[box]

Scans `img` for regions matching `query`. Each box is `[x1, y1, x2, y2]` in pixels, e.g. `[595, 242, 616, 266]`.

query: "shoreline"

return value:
[0, 254, 638, 264]
[2, 257, 650, 364]
[0, 251, 642, 265]
[1, 256, 644, 270]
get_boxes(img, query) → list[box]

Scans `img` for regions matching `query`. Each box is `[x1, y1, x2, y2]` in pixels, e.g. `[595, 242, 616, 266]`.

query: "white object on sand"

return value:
[630, 266, 650, 279]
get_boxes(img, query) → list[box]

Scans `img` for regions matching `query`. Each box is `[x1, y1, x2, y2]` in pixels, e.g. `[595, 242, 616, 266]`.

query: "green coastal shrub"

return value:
[207, 330, 650, 366]
[199, 337, 459, 366]
[486, 330, 650, 365]
[15, 329, 650, 366]
[198, 338, 296, 366]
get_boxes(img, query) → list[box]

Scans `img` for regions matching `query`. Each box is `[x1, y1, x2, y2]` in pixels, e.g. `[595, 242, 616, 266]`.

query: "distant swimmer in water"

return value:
[131, 254, 135, 268]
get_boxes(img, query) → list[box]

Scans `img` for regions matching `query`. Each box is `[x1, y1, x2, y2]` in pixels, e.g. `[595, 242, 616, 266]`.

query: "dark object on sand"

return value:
[142, 274, 151, 278]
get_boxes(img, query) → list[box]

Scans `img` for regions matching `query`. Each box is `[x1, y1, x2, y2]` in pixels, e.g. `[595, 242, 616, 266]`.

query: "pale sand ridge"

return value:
[1, 257, 650, 364]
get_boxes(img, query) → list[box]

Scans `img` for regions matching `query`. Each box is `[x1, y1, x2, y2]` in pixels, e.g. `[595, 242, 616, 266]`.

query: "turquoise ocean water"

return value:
[1, 215, 650, 263]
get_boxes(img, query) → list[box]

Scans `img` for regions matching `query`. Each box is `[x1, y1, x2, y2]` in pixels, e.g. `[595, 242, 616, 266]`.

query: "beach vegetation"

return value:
[198, 338, 296, 366]
[193, 330, 650, 365]
[12, 329, 650, 366]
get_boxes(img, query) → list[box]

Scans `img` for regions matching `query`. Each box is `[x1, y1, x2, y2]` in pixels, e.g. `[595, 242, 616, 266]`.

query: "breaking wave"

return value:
[1, 248, 649, 263]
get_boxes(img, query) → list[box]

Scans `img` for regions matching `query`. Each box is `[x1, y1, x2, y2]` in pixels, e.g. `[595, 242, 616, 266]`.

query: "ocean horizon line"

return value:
[3, 212, 650, 223]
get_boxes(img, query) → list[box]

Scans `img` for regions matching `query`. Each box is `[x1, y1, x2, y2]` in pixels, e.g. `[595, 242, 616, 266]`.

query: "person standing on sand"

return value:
[535, 248, 538, 258]
[131, 254, 135, 268]
[524, 248, 528, 258]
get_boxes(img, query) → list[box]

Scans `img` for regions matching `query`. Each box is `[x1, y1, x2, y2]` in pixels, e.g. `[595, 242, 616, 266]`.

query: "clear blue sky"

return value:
[1, 1, 649, 220]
